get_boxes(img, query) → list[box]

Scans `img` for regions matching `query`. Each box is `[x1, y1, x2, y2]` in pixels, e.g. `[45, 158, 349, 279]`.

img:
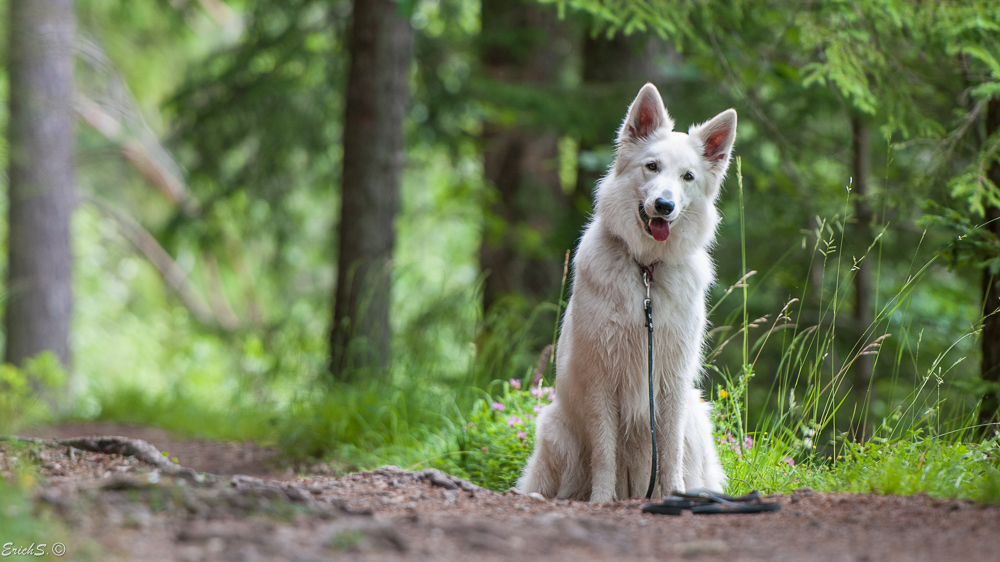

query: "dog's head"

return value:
[595, 83, 736, 261]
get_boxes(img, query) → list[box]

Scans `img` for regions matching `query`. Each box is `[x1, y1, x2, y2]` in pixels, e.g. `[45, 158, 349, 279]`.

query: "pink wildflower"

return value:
[781, 456, 795, 467]
[742, 435, 754, 450]
[492, 402, 505, 411]
[525, 414, 535, 421]
[533, 404, 543, 414]
[530, 386, 543, 398]
[517, 431, 527, 440]
[507, 415, 522, 427]
[509, 378, 521, 390]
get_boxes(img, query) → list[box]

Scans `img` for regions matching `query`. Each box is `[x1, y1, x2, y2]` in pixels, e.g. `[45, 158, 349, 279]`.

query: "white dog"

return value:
[517, 83, 734, 501]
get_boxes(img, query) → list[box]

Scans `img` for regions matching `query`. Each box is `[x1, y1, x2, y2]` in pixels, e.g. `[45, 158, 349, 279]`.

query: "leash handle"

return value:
[642, 268, 658, 499]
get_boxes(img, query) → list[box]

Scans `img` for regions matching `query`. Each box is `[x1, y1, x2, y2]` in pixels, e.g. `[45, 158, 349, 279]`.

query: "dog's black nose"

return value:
[654, 198, 675, 216]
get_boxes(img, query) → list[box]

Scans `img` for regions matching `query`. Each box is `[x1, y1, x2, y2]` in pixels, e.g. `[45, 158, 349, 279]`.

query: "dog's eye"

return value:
[645, 162, 658, 172]
[683, 171, 695, 181]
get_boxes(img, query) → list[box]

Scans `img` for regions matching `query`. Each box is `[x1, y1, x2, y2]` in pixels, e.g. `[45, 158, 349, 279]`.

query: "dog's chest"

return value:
[576, 262, 706, 375]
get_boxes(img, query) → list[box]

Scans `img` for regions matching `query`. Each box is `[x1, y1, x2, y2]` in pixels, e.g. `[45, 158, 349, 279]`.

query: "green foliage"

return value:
[920, 201, 1000, 274]
[979, 465, 1000, 504]
[0, 442, 76, 559]
[828, 437, 1000, 501]
[92, 385, 273, 444]
[330, 529, 367, 551]
[946, 130, 1000, 218]
[468, 297, 556, 390]
[0, 480, 69, 559]
[434, 380, 551, 492]
[0, 353, 67, 434]
[275, 382, 436, 466]
[712, 424, 1000, 504]
[91, 380, 444, 471]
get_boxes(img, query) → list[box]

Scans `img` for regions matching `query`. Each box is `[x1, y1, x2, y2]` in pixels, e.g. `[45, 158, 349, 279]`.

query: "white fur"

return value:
[517, 84, 735, 501]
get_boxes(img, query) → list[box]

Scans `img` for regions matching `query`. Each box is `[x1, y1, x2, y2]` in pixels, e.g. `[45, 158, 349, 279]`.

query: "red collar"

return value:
[635, 260, 659, 280]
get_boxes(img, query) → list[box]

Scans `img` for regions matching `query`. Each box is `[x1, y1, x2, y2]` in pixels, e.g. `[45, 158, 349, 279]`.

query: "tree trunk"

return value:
[575, 31, 659, 210]
[328, 0, 413, 382]
[5, 0, 76, 381]
[478, 0, 572, 313]
[980, 98, 1000, 428]
[850, 116, 874, 431]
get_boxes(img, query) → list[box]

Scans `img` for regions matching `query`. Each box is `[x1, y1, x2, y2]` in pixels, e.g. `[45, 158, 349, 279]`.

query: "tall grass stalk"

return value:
[546, 250, 572, 384]
[707, 163, 997, 502]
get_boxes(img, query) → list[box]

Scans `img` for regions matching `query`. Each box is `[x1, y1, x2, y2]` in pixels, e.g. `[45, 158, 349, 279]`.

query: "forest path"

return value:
[4, 424, 1000, 561]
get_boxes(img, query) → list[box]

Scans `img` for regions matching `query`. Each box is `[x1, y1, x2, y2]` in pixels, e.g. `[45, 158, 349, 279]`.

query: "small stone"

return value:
[206, 537, 225, 553]
[429, 474, 457, 490]
[535, 512, 565, 525]
[283, 485, 312, 503]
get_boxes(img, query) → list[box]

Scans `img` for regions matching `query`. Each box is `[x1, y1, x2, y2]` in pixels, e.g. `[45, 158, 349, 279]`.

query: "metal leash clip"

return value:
[642, 269, 652, 330]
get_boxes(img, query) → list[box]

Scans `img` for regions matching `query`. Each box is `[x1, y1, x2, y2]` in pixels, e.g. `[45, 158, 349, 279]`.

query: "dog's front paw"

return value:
[590, 488, 615, 503]
[661, 474, 685, 495]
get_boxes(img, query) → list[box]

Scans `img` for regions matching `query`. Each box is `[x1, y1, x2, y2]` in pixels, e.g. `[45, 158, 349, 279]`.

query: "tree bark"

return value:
[478, 0, 573, 313]
[5, 0, 76, 378]
[981, 98, 1000, 428]
[574, 31, 659, 209]
[851, 116, 875, 428]
[328, 0, 413, 381]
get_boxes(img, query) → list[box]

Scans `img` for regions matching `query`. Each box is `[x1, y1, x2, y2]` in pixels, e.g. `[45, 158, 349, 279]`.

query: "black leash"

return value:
[639, 262, 658, 499]
[635, 263, 780, 515]
[642, 489, 781, 515]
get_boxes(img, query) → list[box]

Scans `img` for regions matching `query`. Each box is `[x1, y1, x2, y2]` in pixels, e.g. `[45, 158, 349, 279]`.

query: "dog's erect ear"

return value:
[617, 83, 674, 145]
[690, 109, 737, 170]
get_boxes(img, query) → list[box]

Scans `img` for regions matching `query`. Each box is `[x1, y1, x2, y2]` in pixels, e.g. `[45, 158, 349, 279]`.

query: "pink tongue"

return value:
[649, 218, 670, 241]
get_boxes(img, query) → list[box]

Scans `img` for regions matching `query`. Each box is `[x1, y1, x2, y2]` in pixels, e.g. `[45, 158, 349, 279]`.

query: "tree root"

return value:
[2, 435, 210, 483]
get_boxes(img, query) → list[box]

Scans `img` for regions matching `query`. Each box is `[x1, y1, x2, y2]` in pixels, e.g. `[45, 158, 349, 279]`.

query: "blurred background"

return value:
[2, 0, 1000, 483]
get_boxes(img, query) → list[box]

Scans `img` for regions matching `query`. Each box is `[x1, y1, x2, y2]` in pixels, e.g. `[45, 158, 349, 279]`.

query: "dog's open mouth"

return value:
[638, 204, 671, 242]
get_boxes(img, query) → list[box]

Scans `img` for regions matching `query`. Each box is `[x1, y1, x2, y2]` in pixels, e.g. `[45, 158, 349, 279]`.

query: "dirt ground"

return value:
[5, 422, 1000, 561]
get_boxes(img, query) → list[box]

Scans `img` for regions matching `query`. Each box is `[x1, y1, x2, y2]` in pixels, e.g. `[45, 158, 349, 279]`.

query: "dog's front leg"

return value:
[588, 393, 618, 502]
[656, 388, 688, 495]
